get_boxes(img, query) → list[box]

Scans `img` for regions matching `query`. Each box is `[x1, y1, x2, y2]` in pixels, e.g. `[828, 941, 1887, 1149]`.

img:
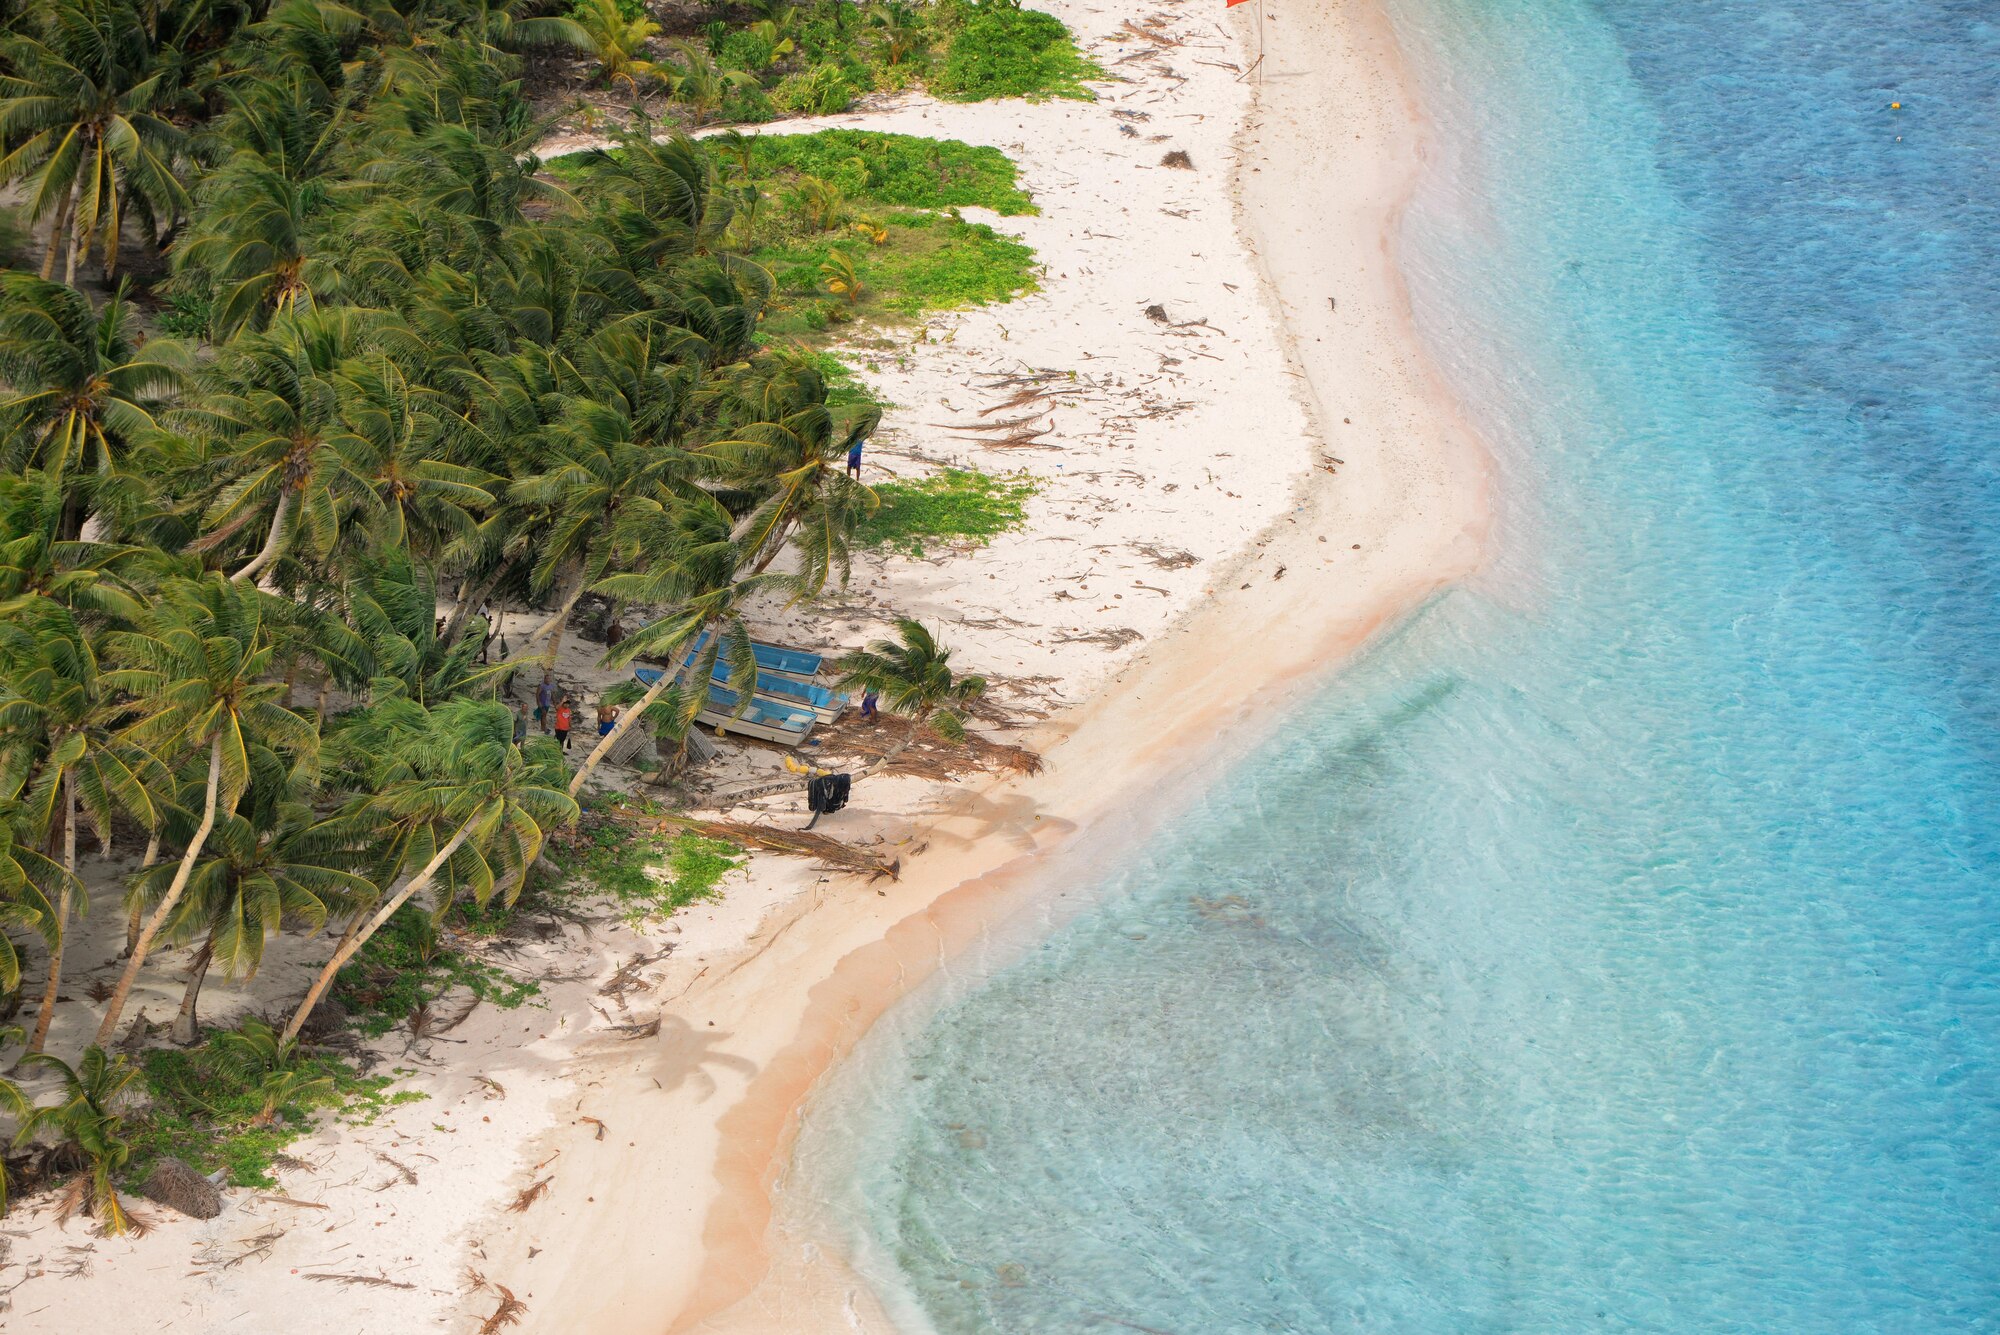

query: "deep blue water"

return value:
[796, 3, 2000, 1331]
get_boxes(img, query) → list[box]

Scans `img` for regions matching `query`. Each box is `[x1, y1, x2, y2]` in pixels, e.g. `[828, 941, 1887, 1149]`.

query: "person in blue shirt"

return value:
[847, 435, 865, 478]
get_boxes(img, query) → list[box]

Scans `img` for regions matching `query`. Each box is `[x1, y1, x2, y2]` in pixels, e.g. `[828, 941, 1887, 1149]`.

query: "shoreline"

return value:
[614, 3, 1491, 1330]
[0, 4, 1487, 1330]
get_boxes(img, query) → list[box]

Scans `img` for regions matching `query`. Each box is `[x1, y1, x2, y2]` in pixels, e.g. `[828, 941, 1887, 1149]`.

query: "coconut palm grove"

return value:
[0, 0, 1063, 1230]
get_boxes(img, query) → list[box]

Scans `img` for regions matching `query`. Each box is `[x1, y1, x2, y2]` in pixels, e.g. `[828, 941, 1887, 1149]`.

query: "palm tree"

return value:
[702, 361, 880, 589]
[174, 307, 380, 585]
[572, 493, 775, 797]
[0, 818, 64, 1014]
[0, 598, 165, 1052]
[0, 1025, 31, 1215]
[12, 1045, 141, 1235]
[92, 575, 317, 1046]
[0, 469, 159, 612]
[569, 0, 661, 92]
[837, 618, 986, 771]
[280, 698, 574, 1044]
[137, 769, 368, 1044]
[174, 78, 348, 336]
[0, 0, 191, 282]
[0, 276, 187, 532]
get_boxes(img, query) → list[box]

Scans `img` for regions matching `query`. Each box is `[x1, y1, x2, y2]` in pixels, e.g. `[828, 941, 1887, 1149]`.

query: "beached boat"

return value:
[633, 668, 817, 746]
[683, 629, 825, 683]
[676, 648, 849, 723]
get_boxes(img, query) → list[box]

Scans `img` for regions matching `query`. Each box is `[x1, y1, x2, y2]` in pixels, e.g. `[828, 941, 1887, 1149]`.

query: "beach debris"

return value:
[1161, 149, 1194, 169]
[1054, 626, 1143, 649]
[506, 1177, 553, 1213]
[138, 1157, 222, 1220]
[478, 1283, 528, 1333]
[304, 1272, 415, 1290]
[1131, 542, 1199, 569]
[473, 1075, 508, 1101]
[373, 1152, 418, 1187]
[612, 1017, 662, 1041]
[200, 1227, 285, 1269]
[579, 1116, 608, 1141]
[599, 948, 673, 1007]
[250, 1194, 328, 1211]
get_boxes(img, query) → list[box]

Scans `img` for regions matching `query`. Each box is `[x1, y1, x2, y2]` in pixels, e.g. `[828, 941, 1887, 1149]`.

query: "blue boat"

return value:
[677, 648, 849, 723]
[684, 630, 824, 683]
[633, 668, 816, 746]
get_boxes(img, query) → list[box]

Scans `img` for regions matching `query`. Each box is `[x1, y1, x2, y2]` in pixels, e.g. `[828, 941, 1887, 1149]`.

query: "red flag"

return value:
[1227, 0, 1253, 6]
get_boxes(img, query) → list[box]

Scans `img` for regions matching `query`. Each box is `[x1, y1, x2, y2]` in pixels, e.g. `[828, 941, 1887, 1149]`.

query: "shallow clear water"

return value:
[798, 2, 2000, 1331]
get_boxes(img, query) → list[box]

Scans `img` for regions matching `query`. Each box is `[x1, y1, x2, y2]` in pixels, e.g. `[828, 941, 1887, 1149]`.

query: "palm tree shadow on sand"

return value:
[650, 1013, 758, 1101]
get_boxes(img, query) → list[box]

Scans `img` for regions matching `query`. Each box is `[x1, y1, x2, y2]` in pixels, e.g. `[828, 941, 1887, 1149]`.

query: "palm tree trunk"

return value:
[522, 564, 588, 655]
[94, 736, 224, 1047]
[26, 772, 78, 1055]
[231, 490, 295, 584]
[170, 932, 215, 1046]
[280, 819, 476, 1046]
[568, 667, 675, 799]
[440, 563, 508, 647]
[39, 175, 80, 281]
[125, 832, 159, 957]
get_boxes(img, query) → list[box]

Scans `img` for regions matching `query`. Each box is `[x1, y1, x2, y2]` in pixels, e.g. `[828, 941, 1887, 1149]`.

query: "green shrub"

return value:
[742, 130, 1035, 214]
[334, 904, 541, 1037]
[932, 0, 1101, 102]
[567, 813, 744, 926]
[132, 1035, 423, 1188]
[857, 467, 1037, 556]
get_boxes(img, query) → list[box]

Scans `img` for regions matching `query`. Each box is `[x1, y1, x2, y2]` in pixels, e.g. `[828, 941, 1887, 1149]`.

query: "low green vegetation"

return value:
[736, 130, 1036, 215]
[335, 906, 543, 1039]
[572, 814, 745, 926]
[857, 468, 1037, 556]
[931, 1, 1104, 101]
[132, 1037, 423, 1188]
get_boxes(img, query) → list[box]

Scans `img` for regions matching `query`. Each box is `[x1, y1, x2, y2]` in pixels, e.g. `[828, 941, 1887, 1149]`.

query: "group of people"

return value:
[514, 675, 622, 754]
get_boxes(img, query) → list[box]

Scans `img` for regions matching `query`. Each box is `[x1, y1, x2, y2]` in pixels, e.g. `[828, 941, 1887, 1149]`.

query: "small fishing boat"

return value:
[677, 650, 849, 723]
[683, 629, 825, 683]
[633, 669, 817, 746]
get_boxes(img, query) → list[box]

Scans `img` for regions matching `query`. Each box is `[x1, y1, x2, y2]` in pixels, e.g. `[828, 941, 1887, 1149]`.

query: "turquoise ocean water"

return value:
[793, 2, 2000, 1330]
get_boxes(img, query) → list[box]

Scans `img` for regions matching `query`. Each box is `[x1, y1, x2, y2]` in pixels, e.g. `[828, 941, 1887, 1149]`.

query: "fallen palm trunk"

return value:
[605, 804, 898, 880]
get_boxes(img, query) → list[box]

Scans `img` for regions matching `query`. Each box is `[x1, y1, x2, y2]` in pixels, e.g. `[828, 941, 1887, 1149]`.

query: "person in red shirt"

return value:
[553, 695, 575, 752]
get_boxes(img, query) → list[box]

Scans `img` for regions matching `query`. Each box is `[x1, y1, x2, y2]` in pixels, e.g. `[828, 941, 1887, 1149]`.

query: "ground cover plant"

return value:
[131, 1024, 423, 1188]
[855, 468, 1037, 556]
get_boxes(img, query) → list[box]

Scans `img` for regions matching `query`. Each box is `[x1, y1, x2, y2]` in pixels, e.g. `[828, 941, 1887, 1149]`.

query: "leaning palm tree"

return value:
[0, 0, 191, 282]
[92, 575, 317, 1045]
[175, 307, 380, 585]
[138, 772, 367, 1044]
[0, 598, 164, 1052]
[0, 277, 187, 525]
[572, 492, 774, 798]
[279, 698, 574, 1045]
[837, 619, 987, 772]
[0, 817, 63, 1011]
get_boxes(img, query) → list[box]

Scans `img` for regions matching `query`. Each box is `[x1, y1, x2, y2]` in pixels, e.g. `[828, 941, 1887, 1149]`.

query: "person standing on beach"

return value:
[847, 434, 865, 479]
[512, 701, 529, 748]
[597, 698, 621, 737]
[861, 688, 879, 721]
[536, 675, 556, 733]
[553, 695, 575, 752]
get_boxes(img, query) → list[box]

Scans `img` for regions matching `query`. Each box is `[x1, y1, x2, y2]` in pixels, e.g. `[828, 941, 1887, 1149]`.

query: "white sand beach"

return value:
[2, 1, 1484, 1330]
